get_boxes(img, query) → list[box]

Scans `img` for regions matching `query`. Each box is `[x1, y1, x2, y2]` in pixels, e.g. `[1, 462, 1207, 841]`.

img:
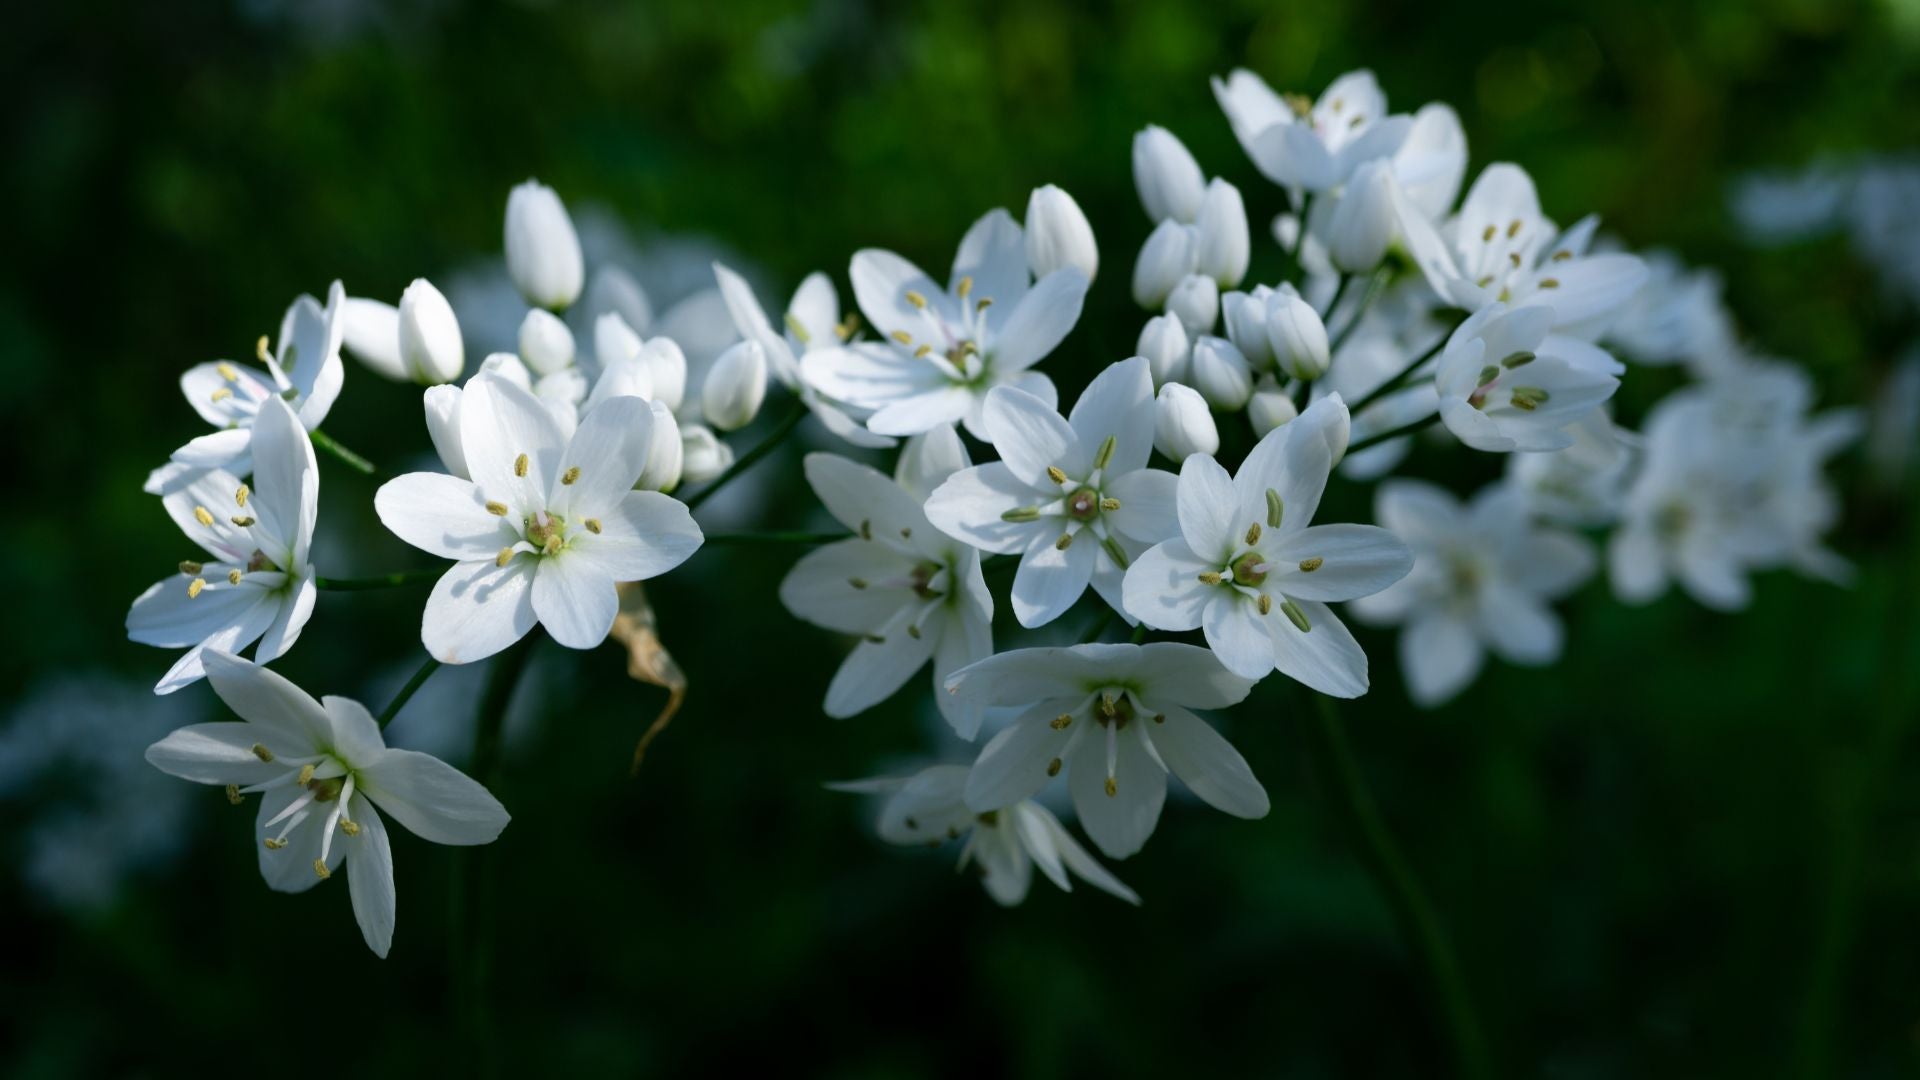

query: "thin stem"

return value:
[1350, 326, 1452, 414]
[313, 568, 441, 591]
[700, 531, 843, 546]
[309, 429, 377, 476]
[1129, 622, 1148, 644]
[1308, 694, 1494, 1080]
[682, 401, 807, 513]
[1329, 269, 1389, 355]
[1320, 273, 1354, 322]
[1345, 415, 1440, 457]
[377, 656, 442, 728]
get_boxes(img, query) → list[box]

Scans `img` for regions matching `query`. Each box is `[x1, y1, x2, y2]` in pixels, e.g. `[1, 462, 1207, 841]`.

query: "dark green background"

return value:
[3, 1, 1918, 1076]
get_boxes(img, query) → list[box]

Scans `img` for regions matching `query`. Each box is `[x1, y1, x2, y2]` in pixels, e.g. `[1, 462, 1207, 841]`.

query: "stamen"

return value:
[1509, 386, 1550, 411]
[542, 534, 562, 555]
[899, 527, 912, 539]
[514, 453, 529, 477]
[1198, 571, 1222, 585]
[1508, 251, 1522, 268]
[914, 344, 932, 358]
[1093, 435, 1116, 471]
[859, 519, 873, 540]
[890, 330, 913, 345]
[496, 546, 514, 567]
[1100, 497, 1120, 511]
[782, 313, 811, 344]
[340, 819, 361, 836]
[906, 623, 922, 640]
[295, 764, 315, 786]
[256, 335, 270, 362]
[1481, 224, 1496, 243]
[1477, 365, 1502, 386]
[216, 362, 239, 382]
[1105, 777, 1118, 797]
[1551, 250, 1572, 262]
[228, 569, 243, 584]
[956, 276, 973, 300]
[226, 784, 243, 805]
[1046, 466, 1068, 485]
[1257, 594, 1272, 615]
[847, 577, 868, 589]
[562, 466, 580, 485]
[1266, 489, 1283, 528]
[193, 506, 214, 526]
[975, 297, 993, 313]
[179, 560, 202, 576]
[486, 500, 509, 516]
[1539, 278, 1560, 289]
[1501, 351, 1536, 368]
[312, 859, 331, 880]
[263, 838, 287, 850]
[1506, 218, 1523, 238]
[1047, 757, 1062, 777]
[1152, 713, 1165, 724]
[251, 743, 274, 762]
[1298, 556, 1324, 572]
[1001, 506, 1040, 522]
[1281, 598, 1311, 632]
[230, 515, 255, 527]
[1245, 522, 1262, 546]
[187, 578, 205, 599]
[1050, 713, 1072, 730]
[210, 387, 233, 403]
[905, 290, 928, 309]
[1054, 532, 1075, 551]
[1100, 534, 1130, 569]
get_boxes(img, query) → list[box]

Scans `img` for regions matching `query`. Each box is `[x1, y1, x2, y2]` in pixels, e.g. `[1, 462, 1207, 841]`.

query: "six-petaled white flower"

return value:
[1212, 68, 1410, 193]
[1434, 302, 1622, 453]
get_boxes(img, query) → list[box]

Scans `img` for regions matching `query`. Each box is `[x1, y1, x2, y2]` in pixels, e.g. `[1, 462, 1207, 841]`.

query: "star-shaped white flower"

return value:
[1212, 68, 1411, 193]
[1434, 303, 1621, 453]
[376, 373, 703, 663]
[1122, 397, 1412, 693]
[144, 650, 509, 957]
[127, 396, 318, 695]
[802, 209, 1090, 440]
[1350, 480, 1596, 706]
[832, 765, 1138, 907]
[924, 357, 1178, 628]
[946, 642, 1262, 860]
[779, 426, 994, 737]
[149, 282, 347, 492]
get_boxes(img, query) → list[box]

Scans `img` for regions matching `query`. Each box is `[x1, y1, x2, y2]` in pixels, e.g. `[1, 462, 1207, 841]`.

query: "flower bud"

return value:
[1137, 314, 1191, 387]
[595, 311, 643, 367]
[702, 339, 768, 431]
[1154, 382, 1219, 463]
[1266, 283, 1330, 381]
[1190, 335, 1253, 410]
[637, 399, 684, 493]
[639, 337, 688, 413]
[423, 384, 468, 479]
[517, 308, 576, 376]
[478, 351, 531, 389]
[1325, 161, 1397, 274]
[505, 180, 584, 311]
[680, 423, 734, 485]
[1194, 179, 1250, 288]
[1290, 394, 1353, 466]
[1221, 287, 1275, 370]
[397, 278, 464, 385]
[1024, 184, 1099, 282]
[1166, 273, 1219, 338]
[341, 297, 407, 382]
[1247, 376, 1299, 437]
[1131, 219, 1197, 309]
[1132, 125, 1206, 224]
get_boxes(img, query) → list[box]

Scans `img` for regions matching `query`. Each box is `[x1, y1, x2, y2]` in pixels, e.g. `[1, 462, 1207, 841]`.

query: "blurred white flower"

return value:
[1132, 125, 1207, 224]
[1434, 303, 1621, 452]
[701, 339, 768, 432]
[1189, 334, 1252, 410]
[1213, 68, 1410, 192]
[1266, 282, 1330, 381]
[517, 308, 576, 376]
[505, 180, 585, 311]
[1137, 313, 1192, 386]
[1166, 273, 1220, 337]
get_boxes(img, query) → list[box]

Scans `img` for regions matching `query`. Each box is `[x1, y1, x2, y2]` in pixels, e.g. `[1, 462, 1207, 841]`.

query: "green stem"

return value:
[1288, 193, 1316, 278]
[313, 568, 441, 591]
[377, 656, 442, 728]
[1345, 415, 1441, 457]
[682, 401, 807, 513]
[1329, 269, 1389, 355]
[309, 429, 377, 476]
[700, 531, 843, 546]
[1079, 609, 1116, 644]
[1321, 273, 1355, 325]
[1350, 326, 1452, 414]
[1308, 694, 1494, 1080]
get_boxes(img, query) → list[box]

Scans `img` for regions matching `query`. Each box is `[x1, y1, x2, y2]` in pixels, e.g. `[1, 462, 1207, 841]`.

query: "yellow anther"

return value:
[225, 784, 243, 805]
[230, 515, 255, 528]
[1198, 571, 1222, 585]
[859, 519, 873, 540]
[1481, 224, 1496, 242]
[179, 560, 202, 576]
[1245, 522, 1262, 546]
[234, 484, 249, 507]
[1508, 251, 1522, 268]
[1099, 694, 1116, 718]
[906, 623, 922, 640]
[1047, 757, 1062, 777]
[210, 387, 233, 403]
[542, 534, 562, 555]
[193, 505, 214, 527]
[914, 344, 932, 358]
[296, 764, 316, 786]
[251, 743, 274, 762]
[956, 275, 973, 299]
[228, 569, 243, 584]
[1551, 250, 1573, 262]
[312, 859, 331, 880]
[263, 837, 286, 850]
[1055, 532, 1075, 551]
[1349, 113, 1365, 128]
[1266, 489, 1284, 528]
[1298, 556, 1324, 572]
[1105, 777, 1118, 797]
[847, 577, 868, 589]
[255, 335, 270, 362]
[782, 312, 812, 344]
[1093, 435, 1116, 471]
[1050, 713, 1072, 730]
[562, 466, 580, 485]
[216, 362, 239, 382]
[485, 500, 509, 516]
[890, 329, 913, 345]
[1539, 278, 1560, 289]
[340, 819, 361, 837]
[584, 518, 602, 534]
[975, 297, 993, 313]
[1281, 598, 1311, 632]
[835, 313, 859, 340]
[1506, 218, 1523, 238]
[514, 453, 529, 478]
[187, 578, 206, 599]
[1100, 497, 1120, 511]
[1046, 466, 1067, 485]
[496, 546, 514, 567]
[904, 290, 928, 309]
[1257, 594, 1273, 615]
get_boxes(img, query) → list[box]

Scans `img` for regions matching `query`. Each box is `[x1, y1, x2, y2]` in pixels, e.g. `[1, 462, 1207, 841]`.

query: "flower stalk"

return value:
[681, 399, 807, 513]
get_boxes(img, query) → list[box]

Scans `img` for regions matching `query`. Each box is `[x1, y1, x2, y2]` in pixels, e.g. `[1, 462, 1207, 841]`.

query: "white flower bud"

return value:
[422, 384, 468, 479]
[1221, 287, 1275, 370]
[1247, 376, 1299, 437]
[1194, 179, 1250, 288]
[702, 339, 767, 431]
[637, 399, 684, 493]
[1266, 283, 1330, 381]
[340, 297, 406, 382]
[478, 351, 531, 389]
[1287, 394, 1353, 466]
[595, 311, 643, 366]
[1166, 273, 1219, 338]
[517, 308, 576, 376]
[639, 337, 688, 413]
[1137, 314, 1191, 387]
[1024, 184, 1099, 282]
[1132, 125, 1206, 224]
[504, 180, 584, 311]
[1325, 161, 1397, 274]
[397, 278, 464, 385]
[679, 423, 733, 485]
[1190, 334, 1253, 411]
[1131, 219, 1197, 309]
[1154, 382, 1219, 463]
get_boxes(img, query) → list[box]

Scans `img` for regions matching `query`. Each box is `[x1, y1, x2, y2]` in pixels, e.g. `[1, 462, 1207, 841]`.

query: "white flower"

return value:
[1193, 179, 1249, 287]
[375, 374, 702, 662]
[1434, 303, 1622, 453]
[804, 209, 1089, 440]
[143, 650, 509, 957]
[1602, 249, 1737, 371]
[701, 339, 768, 432]
[831, 766, 1137, 907]
[1265, 283, 1330, 381]
[1189, 334, 1252, 410]
[517, 308, 576, 376]
[1212, 68, 1410, 192]
[679, 423, 733, 484]
[1325, 159, 1397, 273]
[711, 261, 896, 450]
[1137, 313, 1191, 386]
[1132, 218, 1197, 309]
[1166, 273, 1220, 337]
[947, 643, 1263, 859]
[1349, 480, 1595, 706]
[1123, 397, 1411, 692]
[1247, 375, 1299, 436]
[1506, 410, 1635, 527]
[504, 180, 584, 311]
[1154, 382, 1219, 463]
[128, 397, 318, 695]
[398, 278, 465, 385]
[1025, 184, 1100, 281]
[1222, 286, 1276, 370]
[1132, 125, 1207, 224]
[156, 282, 346, 487]
[1399, 163, 1648, 338]
[779, 427, 994, 736]
[925, 359, 1178, 628]
[340, 296, 407, 382]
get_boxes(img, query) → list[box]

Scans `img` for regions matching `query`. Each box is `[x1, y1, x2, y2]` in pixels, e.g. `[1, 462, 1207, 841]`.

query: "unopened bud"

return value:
[1194, 178, 1250, 288]
[679, 423, 734, 485]
[505, 180, 584, 310]
[1132, 125, 1207, 224]
[517, 308, 576, 376]
[1137, 314, 1191, 387]
[1325, 161, 1397, 274]
[702, 339, 768, 431]
[1154, 382, 1219, 463]
[637, 399, 684, 493]
[1247, 376, 1299, 437]
[1024, 184, 1099, 282]
[1166, 273, 1219, 338]
[1190, 335, 1253, 411]
[1221, 287, 1275, 370]
[397, 278, 464, 385]
[1132, 219, 1198, 309]
[1266, 283, 1330, 381]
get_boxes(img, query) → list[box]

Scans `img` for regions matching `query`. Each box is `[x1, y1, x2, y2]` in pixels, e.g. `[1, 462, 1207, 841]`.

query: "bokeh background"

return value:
[4, 1, 1919, 1076]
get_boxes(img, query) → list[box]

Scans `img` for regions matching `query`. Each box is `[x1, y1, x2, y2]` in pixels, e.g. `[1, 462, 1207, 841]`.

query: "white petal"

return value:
[461, 374, 564, 517]
[143, 722, 287, 786]
[1068, 719, 1166, 859]
[344, 794, 396, 958]
[849, 248, 945, 345]
[893, 422, 970, 499]
[1268, 599, 1369, 697]
[983, 383, 1081, 487]
[1608, 525, 1669, 605]
[1376, 479, 1466, 549]
[924, 463, 1037, 555]
[990, 268, 1088, 374]
[358, 748, 511, 845]
[555, 395, 654, 517]
[375, 472, 516, 561]
[802, 452, 930, 541]
[572, 490, 703, 582]
[930, 602, 994, 740]
[778, 540, 917, 634]
[942, 645, 1096, 706]
[965, 704, 1072, 811]
[1147, 703, 1268, 818]
[1120, 540, 1215, 631]
[531, 550, 620, 650]
[1031, 804, 1139, 904]
[1203, 593, 1277, 680]
[800, 343, 945, 412]
[422, 558, 538, 665]
[1476, 584, 1562, 665]
[866, 386, 975, 437]
[823, 608, 936, 718]
[1508, 531, 1597, 598]
[1066, 357, 1155, 475]
[253, 575, 316, 663]
[1127, 642, 1256, 708]
[1102, 467, 1180, 546]
[1175, 453, 1239, 560]
[1234, 411, 1333, 537]
[1010, 525, 1097, 628]
[950, 208, 1030, 320]
[1268, 524, 1413, 602]
[254, 783, 342, 894]
[1402, 612, 1484, 706]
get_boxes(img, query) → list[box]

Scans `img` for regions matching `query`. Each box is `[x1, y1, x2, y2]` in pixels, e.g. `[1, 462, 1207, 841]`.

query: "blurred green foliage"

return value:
[2, 0, 1918, 1076]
